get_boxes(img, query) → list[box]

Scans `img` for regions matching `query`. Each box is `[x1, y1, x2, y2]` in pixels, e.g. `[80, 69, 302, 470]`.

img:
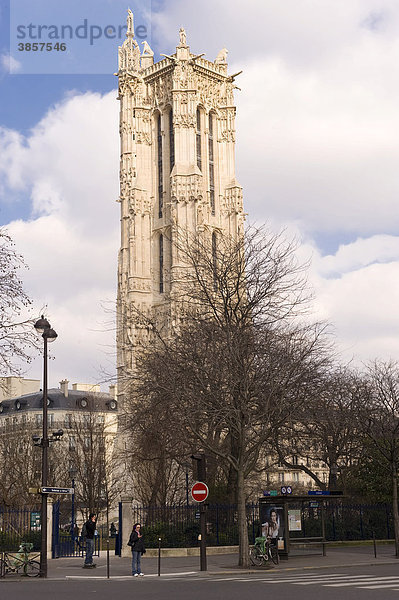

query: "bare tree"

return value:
[122, 394, 192, 505]
[273, 366, 363, 490]
[0, 228, 39, 377]
[0, 419, 65, 508]
[67, 403, 119, 524]
[127, 226, 331, 566]
[357, 360, 399, 557]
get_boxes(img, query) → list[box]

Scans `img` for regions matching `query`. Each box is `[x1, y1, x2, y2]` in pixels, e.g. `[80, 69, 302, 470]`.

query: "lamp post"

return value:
[69, 468, 77, 542]
[34, 315, 57, 578]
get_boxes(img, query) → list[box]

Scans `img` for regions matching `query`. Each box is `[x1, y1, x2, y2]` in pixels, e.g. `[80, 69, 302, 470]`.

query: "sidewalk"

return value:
[44, 543, 399, 580]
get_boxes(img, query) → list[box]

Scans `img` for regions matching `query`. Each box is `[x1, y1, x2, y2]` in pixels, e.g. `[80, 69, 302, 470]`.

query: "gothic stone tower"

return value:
[116, 11, 244, 398]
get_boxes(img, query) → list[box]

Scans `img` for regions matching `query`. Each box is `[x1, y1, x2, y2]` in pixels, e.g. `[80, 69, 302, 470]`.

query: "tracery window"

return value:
[196, 108, 202, 171]
[169, 109, 175, 172]
[209, 113, 215, 215]
[159, 234, 164, 293]
[157, 113, 163, 218]
[212, 231, 217, 291]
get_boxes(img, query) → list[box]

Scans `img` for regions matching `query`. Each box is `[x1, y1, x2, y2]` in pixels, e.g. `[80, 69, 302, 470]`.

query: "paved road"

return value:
[4, 564, 399, 600]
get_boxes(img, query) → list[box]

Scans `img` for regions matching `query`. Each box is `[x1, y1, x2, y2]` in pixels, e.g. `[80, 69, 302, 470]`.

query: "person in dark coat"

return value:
[128, 523, 145, 576]
[82, 513, 97, 568]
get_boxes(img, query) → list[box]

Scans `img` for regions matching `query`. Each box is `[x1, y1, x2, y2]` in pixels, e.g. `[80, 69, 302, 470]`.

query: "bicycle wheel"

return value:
[25, 560, 40, 577]
[249, 546, 264, 566]
[269, 544, 279, 565]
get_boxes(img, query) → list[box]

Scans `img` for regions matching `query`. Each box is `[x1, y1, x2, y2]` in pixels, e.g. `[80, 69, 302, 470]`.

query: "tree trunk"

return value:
[392, 462, 399, 557]
[237, 468, 249, 567]
[226, 432, 239, 503]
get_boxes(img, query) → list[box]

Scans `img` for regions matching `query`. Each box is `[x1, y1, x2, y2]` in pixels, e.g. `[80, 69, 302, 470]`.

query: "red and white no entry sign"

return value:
[191, 481, 209, 502]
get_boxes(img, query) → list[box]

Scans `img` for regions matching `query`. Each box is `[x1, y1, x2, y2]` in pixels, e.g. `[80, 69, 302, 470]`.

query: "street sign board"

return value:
[281, 486, 293, 495]
[270, 490, 278, 496]
[40, 487, 74, 494]
[191, 481, 209, 502]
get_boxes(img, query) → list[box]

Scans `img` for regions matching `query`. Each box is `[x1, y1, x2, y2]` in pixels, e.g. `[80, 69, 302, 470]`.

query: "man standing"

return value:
[82, 513, 97, 568]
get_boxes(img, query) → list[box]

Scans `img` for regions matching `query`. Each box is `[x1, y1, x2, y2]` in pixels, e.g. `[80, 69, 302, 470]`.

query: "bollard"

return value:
[107, 538, 110, 579]
[158, 537, 161, 576]
[373, 531, 377, 558]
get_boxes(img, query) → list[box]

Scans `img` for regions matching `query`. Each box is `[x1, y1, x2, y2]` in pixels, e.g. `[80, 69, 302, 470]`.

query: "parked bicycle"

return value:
[0, 542, 40, 577]
[249, 536, 279, 566]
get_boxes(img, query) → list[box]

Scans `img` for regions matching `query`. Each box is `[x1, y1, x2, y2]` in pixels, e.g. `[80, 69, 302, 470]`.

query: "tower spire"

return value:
[127, 8, 135, 38]
[118, 9, 140, 73]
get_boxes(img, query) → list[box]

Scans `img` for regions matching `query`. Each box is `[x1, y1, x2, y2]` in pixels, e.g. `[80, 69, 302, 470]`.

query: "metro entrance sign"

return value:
[191, 481, 209, 503]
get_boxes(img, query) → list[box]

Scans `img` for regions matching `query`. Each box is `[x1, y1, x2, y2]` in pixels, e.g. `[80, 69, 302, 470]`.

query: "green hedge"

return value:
[0, 530, 41, 552]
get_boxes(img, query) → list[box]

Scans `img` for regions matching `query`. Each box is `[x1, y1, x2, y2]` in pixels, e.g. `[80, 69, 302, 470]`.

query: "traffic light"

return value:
[191, 453, 206, 481]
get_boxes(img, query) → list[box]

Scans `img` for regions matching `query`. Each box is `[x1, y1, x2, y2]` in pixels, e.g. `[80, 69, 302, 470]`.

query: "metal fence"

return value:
[130, 503, 258, 548]
[325, 503, 393, 541]
[0, 507, 41, 551]
[130, 501, 395, 548]
[1, 501, 395, 553]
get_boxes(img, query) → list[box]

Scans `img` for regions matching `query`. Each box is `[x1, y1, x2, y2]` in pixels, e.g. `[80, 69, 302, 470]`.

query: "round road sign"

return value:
[191, 481, 209, 502]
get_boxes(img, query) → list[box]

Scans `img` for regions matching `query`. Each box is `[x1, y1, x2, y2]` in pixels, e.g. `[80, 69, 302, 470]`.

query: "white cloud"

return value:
[1, 53, 22, 73]
[235, 43, 399, 236]
[1, 91, 119, 388]
[308, 236, 399, 365]
[315, 235, 399, 277]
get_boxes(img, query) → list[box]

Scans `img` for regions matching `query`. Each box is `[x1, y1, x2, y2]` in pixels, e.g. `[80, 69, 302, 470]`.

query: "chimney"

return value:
[60, 379, 69, 397]
[109, 384, 117, 400]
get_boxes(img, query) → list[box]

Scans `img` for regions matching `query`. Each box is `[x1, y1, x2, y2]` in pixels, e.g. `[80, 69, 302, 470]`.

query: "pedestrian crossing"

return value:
[67, 570, 399, 591]
[210, 572, 399, 592]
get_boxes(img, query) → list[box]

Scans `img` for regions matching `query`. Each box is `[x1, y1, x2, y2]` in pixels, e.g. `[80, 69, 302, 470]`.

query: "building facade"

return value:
[116, 12, 244, 396]
[0, 377, 118, 513]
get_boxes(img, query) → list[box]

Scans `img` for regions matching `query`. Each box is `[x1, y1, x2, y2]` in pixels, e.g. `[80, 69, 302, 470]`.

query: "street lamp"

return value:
[34, 315, 57, 579]
[69, 467, 77, 542]
[329, 462, 339, 491]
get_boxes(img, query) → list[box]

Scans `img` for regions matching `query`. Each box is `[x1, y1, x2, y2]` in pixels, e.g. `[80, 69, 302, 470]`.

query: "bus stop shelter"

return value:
[259, 493, 344, 559]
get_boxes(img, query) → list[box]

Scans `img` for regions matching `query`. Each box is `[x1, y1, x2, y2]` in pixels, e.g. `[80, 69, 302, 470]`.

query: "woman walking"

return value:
[128, 523, 146, 576]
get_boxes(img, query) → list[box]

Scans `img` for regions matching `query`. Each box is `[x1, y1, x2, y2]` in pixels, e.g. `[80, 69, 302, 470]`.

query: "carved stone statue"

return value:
[215, 48, 228, 64]
[179, 27, 187, 46]
[127, 9, 134, 37]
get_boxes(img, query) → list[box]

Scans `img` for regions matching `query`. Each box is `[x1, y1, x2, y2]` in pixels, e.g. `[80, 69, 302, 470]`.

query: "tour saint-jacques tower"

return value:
[116, 11, 244, 398]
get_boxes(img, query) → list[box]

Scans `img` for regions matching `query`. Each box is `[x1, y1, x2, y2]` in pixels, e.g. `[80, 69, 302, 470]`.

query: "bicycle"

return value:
[249, 536, 279, 566]
[0, 543, 40, 577]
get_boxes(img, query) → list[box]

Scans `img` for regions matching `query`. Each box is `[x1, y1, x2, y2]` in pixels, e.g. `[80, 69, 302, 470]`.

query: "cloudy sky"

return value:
[0, 0, 398, 388]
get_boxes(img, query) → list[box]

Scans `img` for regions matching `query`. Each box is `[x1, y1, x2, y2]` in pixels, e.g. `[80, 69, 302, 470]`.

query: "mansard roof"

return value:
[0, 388, 117, 415]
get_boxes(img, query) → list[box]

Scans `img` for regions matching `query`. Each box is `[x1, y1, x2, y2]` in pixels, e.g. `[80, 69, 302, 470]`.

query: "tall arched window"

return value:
[196, 108, 202, 171]
[169, 110, 175, 171]
[157, 114, 163, 218]
[212, 231, 217, 290]
[209, 113, 215, 215]
[159, 234, 164, 293]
